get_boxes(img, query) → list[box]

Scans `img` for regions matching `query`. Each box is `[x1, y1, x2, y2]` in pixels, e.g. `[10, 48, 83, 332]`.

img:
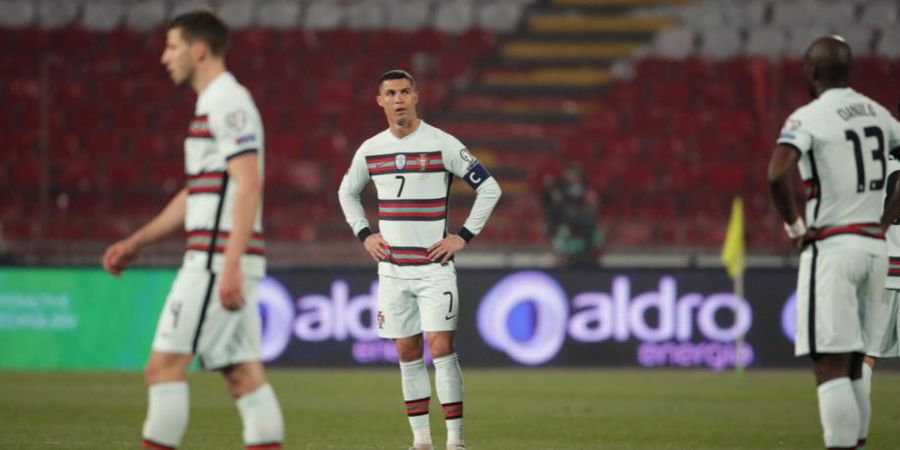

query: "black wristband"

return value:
[458, 227, 475, 242]
[357, 227, 372, 243]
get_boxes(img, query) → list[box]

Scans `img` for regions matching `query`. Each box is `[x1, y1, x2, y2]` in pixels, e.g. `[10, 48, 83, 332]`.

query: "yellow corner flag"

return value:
[721, 197, 745, 279]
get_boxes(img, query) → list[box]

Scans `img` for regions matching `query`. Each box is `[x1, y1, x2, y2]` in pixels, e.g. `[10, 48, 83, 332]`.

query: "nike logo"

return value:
[444, 314, 456, 320]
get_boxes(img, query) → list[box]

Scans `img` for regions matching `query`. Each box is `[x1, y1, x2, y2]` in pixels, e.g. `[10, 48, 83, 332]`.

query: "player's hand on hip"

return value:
[218, 265, 244, 310]
[364, 233, 390, 262]
[428, 234, 466, 264]
[793, 228, 817, 251]
[101, 238, 139, 276]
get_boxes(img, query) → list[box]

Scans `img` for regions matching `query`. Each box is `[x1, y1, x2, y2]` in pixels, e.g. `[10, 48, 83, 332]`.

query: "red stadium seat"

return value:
[54, 157, 95, 191]
[410, 29, 447, 53]
[11, 157, 43, 188]
[8, 25, 898, 250]
[105, 159, 142, 190]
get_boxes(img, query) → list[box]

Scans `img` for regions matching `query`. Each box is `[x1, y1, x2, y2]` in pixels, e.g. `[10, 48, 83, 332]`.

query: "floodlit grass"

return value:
[1, 368, 899, 449]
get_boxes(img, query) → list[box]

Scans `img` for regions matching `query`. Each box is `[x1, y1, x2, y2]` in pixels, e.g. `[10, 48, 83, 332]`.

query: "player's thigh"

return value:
[196, 275, 263, 370]
[414, 271, 459, 332]
[377, 276, 420, 338]
[867, 289, 900, 357]
[810, 248, 868, 353]
[152, 268, 214, 355]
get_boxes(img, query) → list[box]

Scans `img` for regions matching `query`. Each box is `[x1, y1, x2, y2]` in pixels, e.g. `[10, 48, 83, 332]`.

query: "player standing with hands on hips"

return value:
[338, 70, 502, 450]
[102, 11, 284, 450]
[768, 35, 900, 450]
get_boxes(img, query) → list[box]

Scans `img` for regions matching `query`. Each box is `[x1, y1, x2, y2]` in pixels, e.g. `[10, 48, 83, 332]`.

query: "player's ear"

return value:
[190, 41, 207, 62]
[376, 94, 385, 107]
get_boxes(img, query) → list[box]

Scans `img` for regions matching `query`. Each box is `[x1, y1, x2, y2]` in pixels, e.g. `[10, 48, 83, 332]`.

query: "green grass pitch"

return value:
[1, 369, 899, 449]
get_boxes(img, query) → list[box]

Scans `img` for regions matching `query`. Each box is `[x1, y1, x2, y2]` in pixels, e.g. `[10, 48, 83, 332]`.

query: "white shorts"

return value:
[868, 289, 900, 357]
[794, 240, 887, 357]
[152, 267, 262, 369]
[377, 272, 459, 339]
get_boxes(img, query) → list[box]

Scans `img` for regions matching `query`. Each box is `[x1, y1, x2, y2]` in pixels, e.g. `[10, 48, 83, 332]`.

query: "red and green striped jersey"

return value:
[338, 121, 502, 279]
[182, 72, 266, 277]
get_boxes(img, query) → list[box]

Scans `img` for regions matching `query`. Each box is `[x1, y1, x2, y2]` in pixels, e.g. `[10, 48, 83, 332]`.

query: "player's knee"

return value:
[223, 363, 266, 398]
[395, 335, 425, 362]
[813, 354, 852, 384]
[397, 345, 424, 362]
[429, 335, 454, 358]
[144, 362, 184, 386]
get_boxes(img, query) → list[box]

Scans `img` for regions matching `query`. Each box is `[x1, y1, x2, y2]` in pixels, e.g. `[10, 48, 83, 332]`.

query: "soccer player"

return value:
[337, 70, 502, 450]
[871, 112, 900, 446]
[768, 35, 900, 450]
[101, 11, 284, 450]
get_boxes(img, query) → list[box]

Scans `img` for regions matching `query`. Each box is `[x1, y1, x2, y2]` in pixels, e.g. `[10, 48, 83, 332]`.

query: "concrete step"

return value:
[500, 40, 640, 60]
[526, 14, 677, 34]
[482, 66, 615, 87]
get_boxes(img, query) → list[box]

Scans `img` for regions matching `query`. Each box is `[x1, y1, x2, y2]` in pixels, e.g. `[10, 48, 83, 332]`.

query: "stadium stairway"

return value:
[430, 0, 692, 249]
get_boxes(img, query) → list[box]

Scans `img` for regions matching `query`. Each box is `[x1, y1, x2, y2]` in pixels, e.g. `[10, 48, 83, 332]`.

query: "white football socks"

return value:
[434, 353, 464, 446]
[817, 377, 860, 448]
[143, 382, 189, 448]
[400, 358, 432, 445]
[852, 363, 873, 444]
[236, 383, 284, 447]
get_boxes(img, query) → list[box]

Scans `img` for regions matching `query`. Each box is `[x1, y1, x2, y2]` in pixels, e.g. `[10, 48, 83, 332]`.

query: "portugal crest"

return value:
[417, 153, 428, 171]
[394, 154, 407, 171]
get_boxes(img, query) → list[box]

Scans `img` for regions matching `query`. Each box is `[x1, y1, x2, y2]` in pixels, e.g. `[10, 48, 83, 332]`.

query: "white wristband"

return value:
[784, 218, 807, 239]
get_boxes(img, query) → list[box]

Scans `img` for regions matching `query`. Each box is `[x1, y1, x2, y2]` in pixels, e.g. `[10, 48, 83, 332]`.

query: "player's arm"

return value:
[882, 172, 900, 231]
[218, 152, 261, 309]
[338, 150, 387, 262]
[102, 188, 187, 276]
[880, 117, 900, 230]
[428, 147, 502, 263]
[767, 145, 810, 249]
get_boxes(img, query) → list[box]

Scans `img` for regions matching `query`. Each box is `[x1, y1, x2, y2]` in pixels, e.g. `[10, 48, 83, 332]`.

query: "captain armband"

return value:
[463, 163, 492, 189]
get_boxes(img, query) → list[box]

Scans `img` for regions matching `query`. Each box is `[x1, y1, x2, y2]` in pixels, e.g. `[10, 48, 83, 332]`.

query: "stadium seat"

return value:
[124, 0, 167, 32]
[218, 0, 256, 30]
[80, 1, 125, 31]
[677, 1, 727, 29]
[650, 27, 695, 59]
[745, 28, 787, 60]
[386, 0, 432, 31]
[478, 1, 525, 33]
[0, 1, 34, 28]
[346, 0, 387, 30]
[726, 0, 769, 28]
[303, 1, 344, 30]
[697, 27, 743, 61]
[860, 1, 899, 29]
[4, 4, 895, 252]
[433, 0, 475, 34]
[11, 157, 43, 188]
[104, 159, 142, 191]
[876, 28, 900, 59]
[258, 1, 302, 30]
[37, 0, 77, 28]
[786, 26, 830, 58]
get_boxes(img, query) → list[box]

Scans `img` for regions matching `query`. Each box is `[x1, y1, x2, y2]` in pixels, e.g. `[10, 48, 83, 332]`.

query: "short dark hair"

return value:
[167, 10, 231, 57]
[378, 69, 416, 90]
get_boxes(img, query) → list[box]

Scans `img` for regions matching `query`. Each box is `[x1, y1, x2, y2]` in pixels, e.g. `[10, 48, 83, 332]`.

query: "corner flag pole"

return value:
[721, 197, 746, 375]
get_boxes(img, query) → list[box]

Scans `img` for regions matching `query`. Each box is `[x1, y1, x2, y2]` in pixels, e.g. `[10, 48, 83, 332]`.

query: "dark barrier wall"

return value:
[5, 267, 892, 370]
[260, 268, 803, 370]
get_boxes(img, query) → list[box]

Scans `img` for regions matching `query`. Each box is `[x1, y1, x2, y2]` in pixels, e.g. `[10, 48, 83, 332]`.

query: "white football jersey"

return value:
[181, 72, 266, 277]
[338, 121, 502, 279]
[778, 88, 900, 253]
[885, 132, 900, 289]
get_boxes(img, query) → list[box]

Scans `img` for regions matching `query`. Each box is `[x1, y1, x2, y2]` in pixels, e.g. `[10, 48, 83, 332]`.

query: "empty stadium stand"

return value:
[2, 0, 899, 265]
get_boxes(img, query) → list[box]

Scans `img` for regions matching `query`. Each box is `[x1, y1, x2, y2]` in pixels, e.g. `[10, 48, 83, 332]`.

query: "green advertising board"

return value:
[0, 268, 176, 370]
